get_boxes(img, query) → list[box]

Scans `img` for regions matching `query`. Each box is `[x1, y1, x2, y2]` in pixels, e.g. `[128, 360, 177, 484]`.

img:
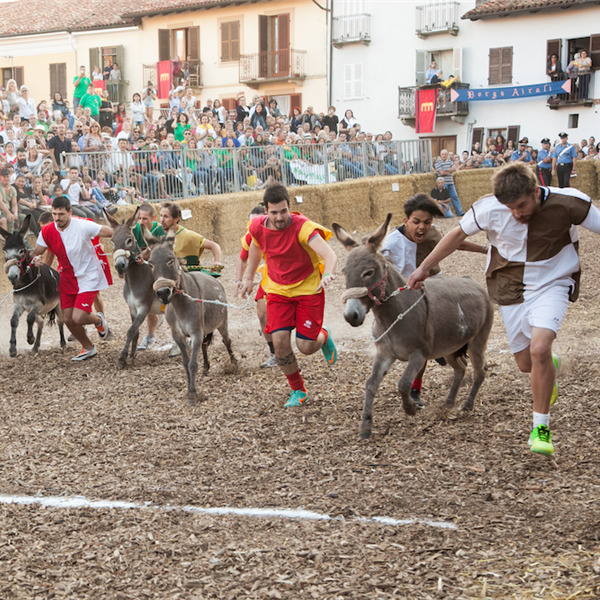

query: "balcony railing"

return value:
[332, 14, 371, 46]
[415, 2, 460, 37]
[239, 49, 306, 84]
[398, 83, 470, 119]
[547, 74, 594, 109]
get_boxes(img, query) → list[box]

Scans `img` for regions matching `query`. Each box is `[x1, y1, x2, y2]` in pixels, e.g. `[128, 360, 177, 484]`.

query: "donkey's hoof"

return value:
[187, 393, 198, 406]
[27, 335, 35, 345]
[403, 400, 418, 417]
[359, 429, 372, 440]
[9, 348, 17, 358]
[117, 358, 127, 370]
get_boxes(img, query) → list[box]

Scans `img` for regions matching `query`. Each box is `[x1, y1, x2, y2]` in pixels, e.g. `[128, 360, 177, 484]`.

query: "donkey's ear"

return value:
[142, 224, 160, 246]
[19, 214, 31, 237]
[332, 222, 358, 250]
[366, 213, 392, 250]
[125, 206, 140, 230]
[165, 229, 176, 246]
[0, 226, 9, 240]
[103, 208, 120, 229]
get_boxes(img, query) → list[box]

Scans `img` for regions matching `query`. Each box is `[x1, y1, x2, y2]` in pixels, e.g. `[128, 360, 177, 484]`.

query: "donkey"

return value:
[105, 208, 163, 369]
[333, 214, 493, 439]
[147, 233, 237, 405]
[1, 215, 66, 357]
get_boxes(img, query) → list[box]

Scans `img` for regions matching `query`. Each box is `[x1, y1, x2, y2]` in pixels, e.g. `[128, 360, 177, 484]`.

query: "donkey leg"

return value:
[201, 333, 212, 375]
[9, 305, 25, 358]
[460, 331, 489, 412]
[119, 309, 146, 369]
[442, 354, 467, 409]
[186, 334, 202, 406]
[57, 307, 66, 349]
[398, 352, 427, 416]
[31, 313, 44, 355]
[218, 319, 238, 371]
[361, 353, 396, 439]
[26, 308, 38, 346]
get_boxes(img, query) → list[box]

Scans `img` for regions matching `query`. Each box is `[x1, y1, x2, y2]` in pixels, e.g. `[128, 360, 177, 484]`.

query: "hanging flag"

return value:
[157, 60, 173, 99]
[450, 79, 571, 102]
[93, 80, 106, 94]
[415, 88, 437, 134]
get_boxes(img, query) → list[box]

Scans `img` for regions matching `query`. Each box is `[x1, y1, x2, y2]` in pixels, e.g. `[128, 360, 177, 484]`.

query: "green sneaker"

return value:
[550, 354, 561, 407]
[321, 327, 337, 365]
[284, 389, 308, 408]
[528, 425, 554, 456]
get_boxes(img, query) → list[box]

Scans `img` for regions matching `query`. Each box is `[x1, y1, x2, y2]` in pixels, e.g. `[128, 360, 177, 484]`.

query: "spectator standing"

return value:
[425, 61, 438, 84]
[141, 82, 157, 124]
[131, 92, 146, 132]
[236, 94, 250, 124]
[546, 53, 564, 81]
[578, 49, 592, 99]
[338, 109, 357, 135]
[552, 132, 577, 188]
[511, 138, 533, 163]
[18, 86, 36, 120]
[73, 66, 91, 109]
[80, 84, 102, 120]
[321, 106, 339, 134]
[98, 90, 114, 130]
[434, 149, 463, 216]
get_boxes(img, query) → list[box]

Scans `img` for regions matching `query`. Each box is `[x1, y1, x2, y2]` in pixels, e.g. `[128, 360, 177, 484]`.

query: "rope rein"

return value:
[370, 291, 425, 343]
[153, 276, 250, 310]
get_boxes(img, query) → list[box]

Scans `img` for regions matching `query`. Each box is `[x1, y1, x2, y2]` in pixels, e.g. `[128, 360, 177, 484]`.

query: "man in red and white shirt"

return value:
[31, 195, 113, 361]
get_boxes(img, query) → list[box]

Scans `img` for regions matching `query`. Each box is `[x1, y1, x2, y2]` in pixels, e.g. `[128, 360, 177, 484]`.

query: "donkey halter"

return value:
[341, 264, 399, 306]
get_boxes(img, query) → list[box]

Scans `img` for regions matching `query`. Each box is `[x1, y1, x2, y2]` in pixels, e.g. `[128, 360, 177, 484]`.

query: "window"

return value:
[344, 63, 363, 100]
[568, 113, 579, 129]
[2, 66, 24, 89]
[89, 46, 124, 76]
[415, 48, 462, 86]
[221, 21, 240, 61]
[158, 27, 200, 62]
[489, 47, 512, 85]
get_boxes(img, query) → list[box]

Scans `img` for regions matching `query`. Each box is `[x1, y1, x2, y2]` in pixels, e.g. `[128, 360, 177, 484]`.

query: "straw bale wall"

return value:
[112, 163, 600, 253]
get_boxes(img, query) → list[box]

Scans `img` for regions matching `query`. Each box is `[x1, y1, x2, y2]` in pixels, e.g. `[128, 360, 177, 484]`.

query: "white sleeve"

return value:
[82, 219, 102, 238]
[458, 208, 481, 236]
[36, 231, 48, 248]
[581, 204, 600, 234]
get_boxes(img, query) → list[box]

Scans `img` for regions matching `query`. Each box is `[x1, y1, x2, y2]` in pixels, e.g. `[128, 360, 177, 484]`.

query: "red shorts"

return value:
[255, 284, 266, 302]
[265, 292, 324, 340]
[60, 290, 98, 313]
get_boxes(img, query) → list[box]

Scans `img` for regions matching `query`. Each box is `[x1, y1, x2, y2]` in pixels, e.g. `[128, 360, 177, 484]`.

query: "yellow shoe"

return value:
[528, 425, 554, 456]
[550, 354, 561, 407]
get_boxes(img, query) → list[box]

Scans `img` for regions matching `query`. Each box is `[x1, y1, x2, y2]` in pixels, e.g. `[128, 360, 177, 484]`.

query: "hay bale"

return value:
[572, 161, 598, 200]
[454, 168, 494, 211]
[369, 176, 415, 224]
[409, 172, 438, 196]
[320, 179, 373, 231]
[287, 185, 326, 226]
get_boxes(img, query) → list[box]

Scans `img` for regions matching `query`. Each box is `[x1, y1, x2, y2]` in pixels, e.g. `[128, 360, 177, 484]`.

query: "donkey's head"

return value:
[332, 214, 392, 327]
[106, 207, 141, 277]
[147, 230, 179, 305]
[1, 215, 31, 285]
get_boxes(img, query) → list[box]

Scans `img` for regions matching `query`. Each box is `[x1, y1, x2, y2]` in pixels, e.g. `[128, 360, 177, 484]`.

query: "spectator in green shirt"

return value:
[80, 83, 102, 117]
[73, 65, 91, 109]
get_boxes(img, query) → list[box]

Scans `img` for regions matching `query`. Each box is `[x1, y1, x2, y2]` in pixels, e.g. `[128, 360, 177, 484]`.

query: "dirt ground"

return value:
[0, 216, 599, 599]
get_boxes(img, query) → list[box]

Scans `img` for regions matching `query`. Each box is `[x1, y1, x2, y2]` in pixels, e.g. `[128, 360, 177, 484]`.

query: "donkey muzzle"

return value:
[114, 256, 129, 276]
[344, 298, 367, 327]
[155, 287, 173, 304]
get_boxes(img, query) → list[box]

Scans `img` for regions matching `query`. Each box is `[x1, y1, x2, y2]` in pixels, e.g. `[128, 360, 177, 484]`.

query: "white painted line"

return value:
[0, 493, 457, 529]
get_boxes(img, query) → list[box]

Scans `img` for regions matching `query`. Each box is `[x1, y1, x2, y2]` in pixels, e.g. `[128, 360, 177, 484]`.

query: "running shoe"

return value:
[410, 389, 425, 409]
[71, 346, 98, 362]
[528, 425, 554, 456]
[550, 354, 561, 407]
[96, 312, 109, 340]
[284, 390, 308, 408]
[168, 343, 182, 358]
[138, 334, 156, 351]
[260, 354, 277, 368]
[321, 327, 337, 365]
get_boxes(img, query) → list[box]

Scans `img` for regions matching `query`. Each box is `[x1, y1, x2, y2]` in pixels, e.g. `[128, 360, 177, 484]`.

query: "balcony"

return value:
[332, 14, 371, 47]
[398, 83, 470, 122]
[415, 2, 460, 37]
[547, 74, 594, 109]
[239, 49, 306, 87]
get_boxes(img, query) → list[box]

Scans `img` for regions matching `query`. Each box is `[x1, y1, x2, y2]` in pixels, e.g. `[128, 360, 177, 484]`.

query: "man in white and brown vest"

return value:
[408, 162, 600, 457]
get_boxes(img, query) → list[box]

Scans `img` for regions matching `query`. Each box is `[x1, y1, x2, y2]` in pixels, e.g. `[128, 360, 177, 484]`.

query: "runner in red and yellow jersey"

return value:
[239, 184, 338, 407]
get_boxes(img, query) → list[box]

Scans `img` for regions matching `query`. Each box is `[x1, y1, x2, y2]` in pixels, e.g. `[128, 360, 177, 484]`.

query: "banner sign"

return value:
[93, 80, 106, 94]
[157, 60, 173, 99]
[450, 79, 571, 102]
[290, 159, 336, 185]
[415, 88, 437, 134]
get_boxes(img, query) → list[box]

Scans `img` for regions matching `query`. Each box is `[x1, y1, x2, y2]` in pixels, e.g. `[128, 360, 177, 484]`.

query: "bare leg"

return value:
[272, 330, 298, 375]
[65, 307, 100, 350]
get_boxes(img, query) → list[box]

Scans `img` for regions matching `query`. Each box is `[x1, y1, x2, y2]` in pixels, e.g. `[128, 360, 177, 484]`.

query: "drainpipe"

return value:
[328, 0, 333, 107]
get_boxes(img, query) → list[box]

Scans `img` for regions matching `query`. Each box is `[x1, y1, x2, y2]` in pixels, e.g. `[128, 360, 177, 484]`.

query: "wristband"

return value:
[323, 272, 332, 277]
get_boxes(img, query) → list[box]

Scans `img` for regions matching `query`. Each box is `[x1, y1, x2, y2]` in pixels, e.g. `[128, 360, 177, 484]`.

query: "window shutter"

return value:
[289, 93, 302, 117]
[222, 97, 236, 111]
[452, 47, 462, 81]
[189, 26, 200, 61]
[231, 20, 240, 60]
[343, 64, 353, 99]
[353, 63, 363, 99]
[158, 29, 170, 61]
[49, 63, 67, 97]
[259, 15, 269, 77]
[89, 47, 101, 73]
[343, 64, 363, 100]
[489, 48, 500, 85]
[546, 38, 561, 65]
[507, 125, 520, 146]
[471, 127, 484, 150]
[115, 45, 124, 74]
[500, 46, 512, 84]
[221, 23, 230, 61]
[415, 50, 427, 86]
[590, 33, 600, 71]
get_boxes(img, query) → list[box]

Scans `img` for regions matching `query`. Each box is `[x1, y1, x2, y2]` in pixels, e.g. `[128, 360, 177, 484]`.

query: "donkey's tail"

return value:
[48, 308, 57, 327]
[454, 343, 469, 368]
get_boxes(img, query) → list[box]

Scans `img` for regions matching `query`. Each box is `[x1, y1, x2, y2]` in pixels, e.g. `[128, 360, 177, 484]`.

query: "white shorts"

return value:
[500, 285, 570, 354]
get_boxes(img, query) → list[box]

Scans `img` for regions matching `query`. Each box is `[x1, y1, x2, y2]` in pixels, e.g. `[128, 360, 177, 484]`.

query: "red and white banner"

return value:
[157, 60, 173, 99]
[93, 80, 106, 94]
[415, 88, 437, 134]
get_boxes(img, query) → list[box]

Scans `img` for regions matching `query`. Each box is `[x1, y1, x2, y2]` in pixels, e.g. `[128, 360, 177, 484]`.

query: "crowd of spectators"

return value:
[0, 71, 413, 230]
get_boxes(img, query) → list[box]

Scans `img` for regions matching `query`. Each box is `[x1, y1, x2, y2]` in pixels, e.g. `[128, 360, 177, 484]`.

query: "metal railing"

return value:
[547, 73, 594, 107]
[58, 139, 432, 204]
[415, 1, 460, 36]
[239, 49, 306, 83]
[332, 14, 371, 44]
[398, 83, 470, 118]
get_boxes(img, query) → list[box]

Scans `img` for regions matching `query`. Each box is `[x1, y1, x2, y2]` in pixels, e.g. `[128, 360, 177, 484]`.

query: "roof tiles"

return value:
[463, 0, 600, 20]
